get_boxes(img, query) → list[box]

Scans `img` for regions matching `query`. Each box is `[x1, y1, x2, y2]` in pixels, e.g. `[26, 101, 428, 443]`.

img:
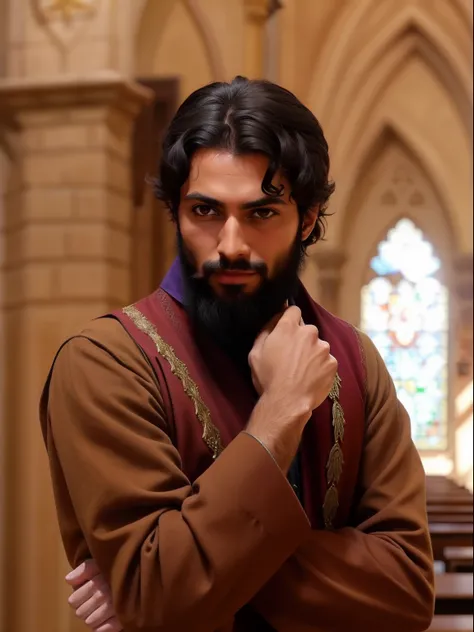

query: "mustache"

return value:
[193, 257, 268, 279]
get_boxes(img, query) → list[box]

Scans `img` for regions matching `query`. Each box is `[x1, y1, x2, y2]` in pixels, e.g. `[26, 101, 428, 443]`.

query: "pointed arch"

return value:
[135, 0, 225, 80]
[340, 123, 456, 256]
[338, 125, 455, 330]
[334, 117, 461, 252]
[309, 5, 471, 139]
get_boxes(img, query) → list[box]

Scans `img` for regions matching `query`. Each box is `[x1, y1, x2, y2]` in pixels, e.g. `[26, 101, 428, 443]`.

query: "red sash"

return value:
[111, 283, 366, 530]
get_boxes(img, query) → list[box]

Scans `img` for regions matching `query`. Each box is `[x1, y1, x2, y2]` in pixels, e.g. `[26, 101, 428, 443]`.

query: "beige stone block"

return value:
[83, 0, 112, 39]
[109, 226, 131, 265]
[87, 124, 129, 159]
[106, 191, 133, 229]
[4, 228, 22, 266]
[58, 261, 106, 299]
[20, 110, 71, 128]
[73, 188, 108, 221]
[23, 154, 63, 187]
[23, 2, 54, 46]
[57, 261, 128, 302]
[24, 44, 62, 77]
[21, 224, 66, 259]
[3, 267, 22, 306]
[23, 188, 74, 221]
[6, 46, 25, 77]
[71, 107, 107, 124]
[22, 128, 44, 151]
[23, 151, 107, 187]
[3, 263, 56, 305]
[107, 154, 130, 194]
[108, 263, 130, 304]
[64, 223, 129, 264]
[67, 40, 110, 74]
[23, 263, 57, 301]
[41, 125, 90, 150]
[71, 188, 132, 229]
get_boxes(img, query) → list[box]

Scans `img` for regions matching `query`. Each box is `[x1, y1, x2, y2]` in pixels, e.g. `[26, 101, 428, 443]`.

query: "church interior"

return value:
[0, 0, 472, 630]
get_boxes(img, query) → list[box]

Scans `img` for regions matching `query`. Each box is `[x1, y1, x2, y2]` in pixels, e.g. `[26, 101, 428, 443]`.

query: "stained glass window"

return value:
[361, 219, 449, 451]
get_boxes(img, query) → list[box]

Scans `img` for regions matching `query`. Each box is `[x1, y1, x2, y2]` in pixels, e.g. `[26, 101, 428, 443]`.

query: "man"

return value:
[40, 76, 435, 632]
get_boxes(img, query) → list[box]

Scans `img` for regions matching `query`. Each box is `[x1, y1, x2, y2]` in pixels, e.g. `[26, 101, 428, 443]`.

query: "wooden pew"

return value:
[427, 615, 473, 631]
[435, 573, 473, 615]
[430, 523, 473, 562]
[444, 547, 474, 573]
[429, 514, 473, 525]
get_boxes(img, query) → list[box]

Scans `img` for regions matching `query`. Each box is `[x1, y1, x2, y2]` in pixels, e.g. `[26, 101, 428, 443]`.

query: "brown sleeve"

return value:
[41, 318, 311, 632]
[250, 329, 435, 632]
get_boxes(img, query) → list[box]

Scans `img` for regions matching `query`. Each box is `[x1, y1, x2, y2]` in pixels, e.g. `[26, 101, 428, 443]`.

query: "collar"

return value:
[160, 257, 186, 306]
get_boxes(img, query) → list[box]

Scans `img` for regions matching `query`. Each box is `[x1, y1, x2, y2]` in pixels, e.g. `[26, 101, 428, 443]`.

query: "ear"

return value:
[301, 206, 319, 241]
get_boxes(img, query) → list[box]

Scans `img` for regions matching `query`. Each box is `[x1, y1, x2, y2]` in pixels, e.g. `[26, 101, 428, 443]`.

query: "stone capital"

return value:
[0, 71, 153, 124]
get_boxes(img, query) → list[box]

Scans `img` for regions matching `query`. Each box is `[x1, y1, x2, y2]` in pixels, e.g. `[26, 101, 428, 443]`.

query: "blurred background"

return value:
[0, 1, 472, 630]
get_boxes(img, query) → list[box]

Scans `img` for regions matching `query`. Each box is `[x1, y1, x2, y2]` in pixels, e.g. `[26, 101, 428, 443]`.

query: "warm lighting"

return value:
[421, 455, 454, 476]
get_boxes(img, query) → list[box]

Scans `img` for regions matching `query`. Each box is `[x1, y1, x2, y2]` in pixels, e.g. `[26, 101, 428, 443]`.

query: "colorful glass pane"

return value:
[361, 219, 448, 451]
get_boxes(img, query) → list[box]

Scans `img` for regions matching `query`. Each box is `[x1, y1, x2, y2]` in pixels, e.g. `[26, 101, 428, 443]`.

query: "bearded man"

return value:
[40, 76, 434, 632]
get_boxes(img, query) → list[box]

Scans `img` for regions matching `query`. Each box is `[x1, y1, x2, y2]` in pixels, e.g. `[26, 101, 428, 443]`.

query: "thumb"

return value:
[65, 559, 100, 586]
[253, 310, 285, 353]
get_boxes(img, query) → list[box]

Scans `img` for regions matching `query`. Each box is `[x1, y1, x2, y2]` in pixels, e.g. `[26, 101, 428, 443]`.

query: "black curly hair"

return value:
[154, 76, 335, 248]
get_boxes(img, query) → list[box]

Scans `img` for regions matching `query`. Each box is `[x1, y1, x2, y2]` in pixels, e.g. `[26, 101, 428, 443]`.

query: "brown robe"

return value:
[40, 315, 435, 632]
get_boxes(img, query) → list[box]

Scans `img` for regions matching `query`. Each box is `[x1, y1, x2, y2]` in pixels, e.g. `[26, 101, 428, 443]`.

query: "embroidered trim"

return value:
[123, 305, 223, 460]
[323, 373, 345, 529]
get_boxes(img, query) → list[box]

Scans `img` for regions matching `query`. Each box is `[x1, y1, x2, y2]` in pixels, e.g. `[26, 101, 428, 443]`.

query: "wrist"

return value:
[246, 394, 309, 473]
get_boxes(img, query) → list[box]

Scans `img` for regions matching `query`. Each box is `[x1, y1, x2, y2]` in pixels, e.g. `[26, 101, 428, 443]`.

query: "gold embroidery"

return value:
[123, 305, 223, 460]
[323, 372, 345, 529]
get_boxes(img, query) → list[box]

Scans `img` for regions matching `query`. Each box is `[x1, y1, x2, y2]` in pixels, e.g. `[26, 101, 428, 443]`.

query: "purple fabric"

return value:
[161, 258, 185, 305]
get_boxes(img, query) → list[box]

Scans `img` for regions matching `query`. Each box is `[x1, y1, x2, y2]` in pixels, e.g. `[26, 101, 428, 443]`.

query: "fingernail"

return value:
[65, 568, 79, 581]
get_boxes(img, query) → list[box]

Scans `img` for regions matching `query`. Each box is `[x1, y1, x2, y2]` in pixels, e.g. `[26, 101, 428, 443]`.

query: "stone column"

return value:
[312, 246, 347, 314]
[243, 0, 269, 78]
[452, 253, 473, 491]
[0, 73, 150, 632]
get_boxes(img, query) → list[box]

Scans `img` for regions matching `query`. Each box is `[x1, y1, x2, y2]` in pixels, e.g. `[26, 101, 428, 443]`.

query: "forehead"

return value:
[184, 149, 290, 203]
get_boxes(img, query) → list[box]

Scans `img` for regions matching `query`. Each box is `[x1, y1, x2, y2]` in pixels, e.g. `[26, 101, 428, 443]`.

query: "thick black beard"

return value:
[177, 228, 305, 370]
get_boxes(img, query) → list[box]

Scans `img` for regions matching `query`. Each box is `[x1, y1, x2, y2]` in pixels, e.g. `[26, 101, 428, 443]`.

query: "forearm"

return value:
[251, 526, 434, 632]
[94, 433, 310, 632]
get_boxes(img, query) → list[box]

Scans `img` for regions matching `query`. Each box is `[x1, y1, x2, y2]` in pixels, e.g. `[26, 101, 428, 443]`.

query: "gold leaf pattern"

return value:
[322, 372, 345, 529]
[123, 305, 223, 459]
[327, 443, 344, 484]
[329, 374, 342, 399]
[332, 400, 345, 442]
[323, 484, 339, 529]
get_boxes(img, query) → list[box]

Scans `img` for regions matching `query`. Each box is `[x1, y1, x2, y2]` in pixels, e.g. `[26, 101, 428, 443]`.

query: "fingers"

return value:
[76, 588, 110, 625]
[84, 600, 116, 628]
[252, 310, 285, 353]
[94, 618, 124, 632]
[68, 577, 107, 610]
[66, 559, 100, 587]
[278, 305, 302, 327]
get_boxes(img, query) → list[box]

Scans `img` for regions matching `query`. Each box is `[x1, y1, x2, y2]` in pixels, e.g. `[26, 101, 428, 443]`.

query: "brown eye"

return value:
[192, 205, 218, 217]
[251, 208, 277, 220]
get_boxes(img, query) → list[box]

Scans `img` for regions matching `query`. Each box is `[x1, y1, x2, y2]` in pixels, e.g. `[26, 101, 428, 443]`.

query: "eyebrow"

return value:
[184, 192, 287, 210]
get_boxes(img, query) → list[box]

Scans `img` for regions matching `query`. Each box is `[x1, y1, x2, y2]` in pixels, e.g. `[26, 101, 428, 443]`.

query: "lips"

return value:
[214, 271, 257, 284]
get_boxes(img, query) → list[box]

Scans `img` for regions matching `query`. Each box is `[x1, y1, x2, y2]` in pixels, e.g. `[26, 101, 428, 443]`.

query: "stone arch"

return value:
[135, 0, 225, 81]
[338, 127, 455, 326]
[309, 4, 471, 139]
[323, 34, 471, 252]
[334, 113, 462, 254]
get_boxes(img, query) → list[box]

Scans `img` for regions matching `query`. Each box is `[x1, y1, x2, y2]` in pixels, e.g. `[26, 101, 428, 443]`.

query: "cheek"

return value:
[254, 224, 298, 274]
[179, 215, 219, 266]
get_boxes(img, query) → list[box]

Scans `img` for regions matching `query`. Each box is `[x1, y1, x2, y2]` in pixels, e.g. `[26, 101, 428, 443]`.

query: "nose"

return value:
[217, 216, 251, 262]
